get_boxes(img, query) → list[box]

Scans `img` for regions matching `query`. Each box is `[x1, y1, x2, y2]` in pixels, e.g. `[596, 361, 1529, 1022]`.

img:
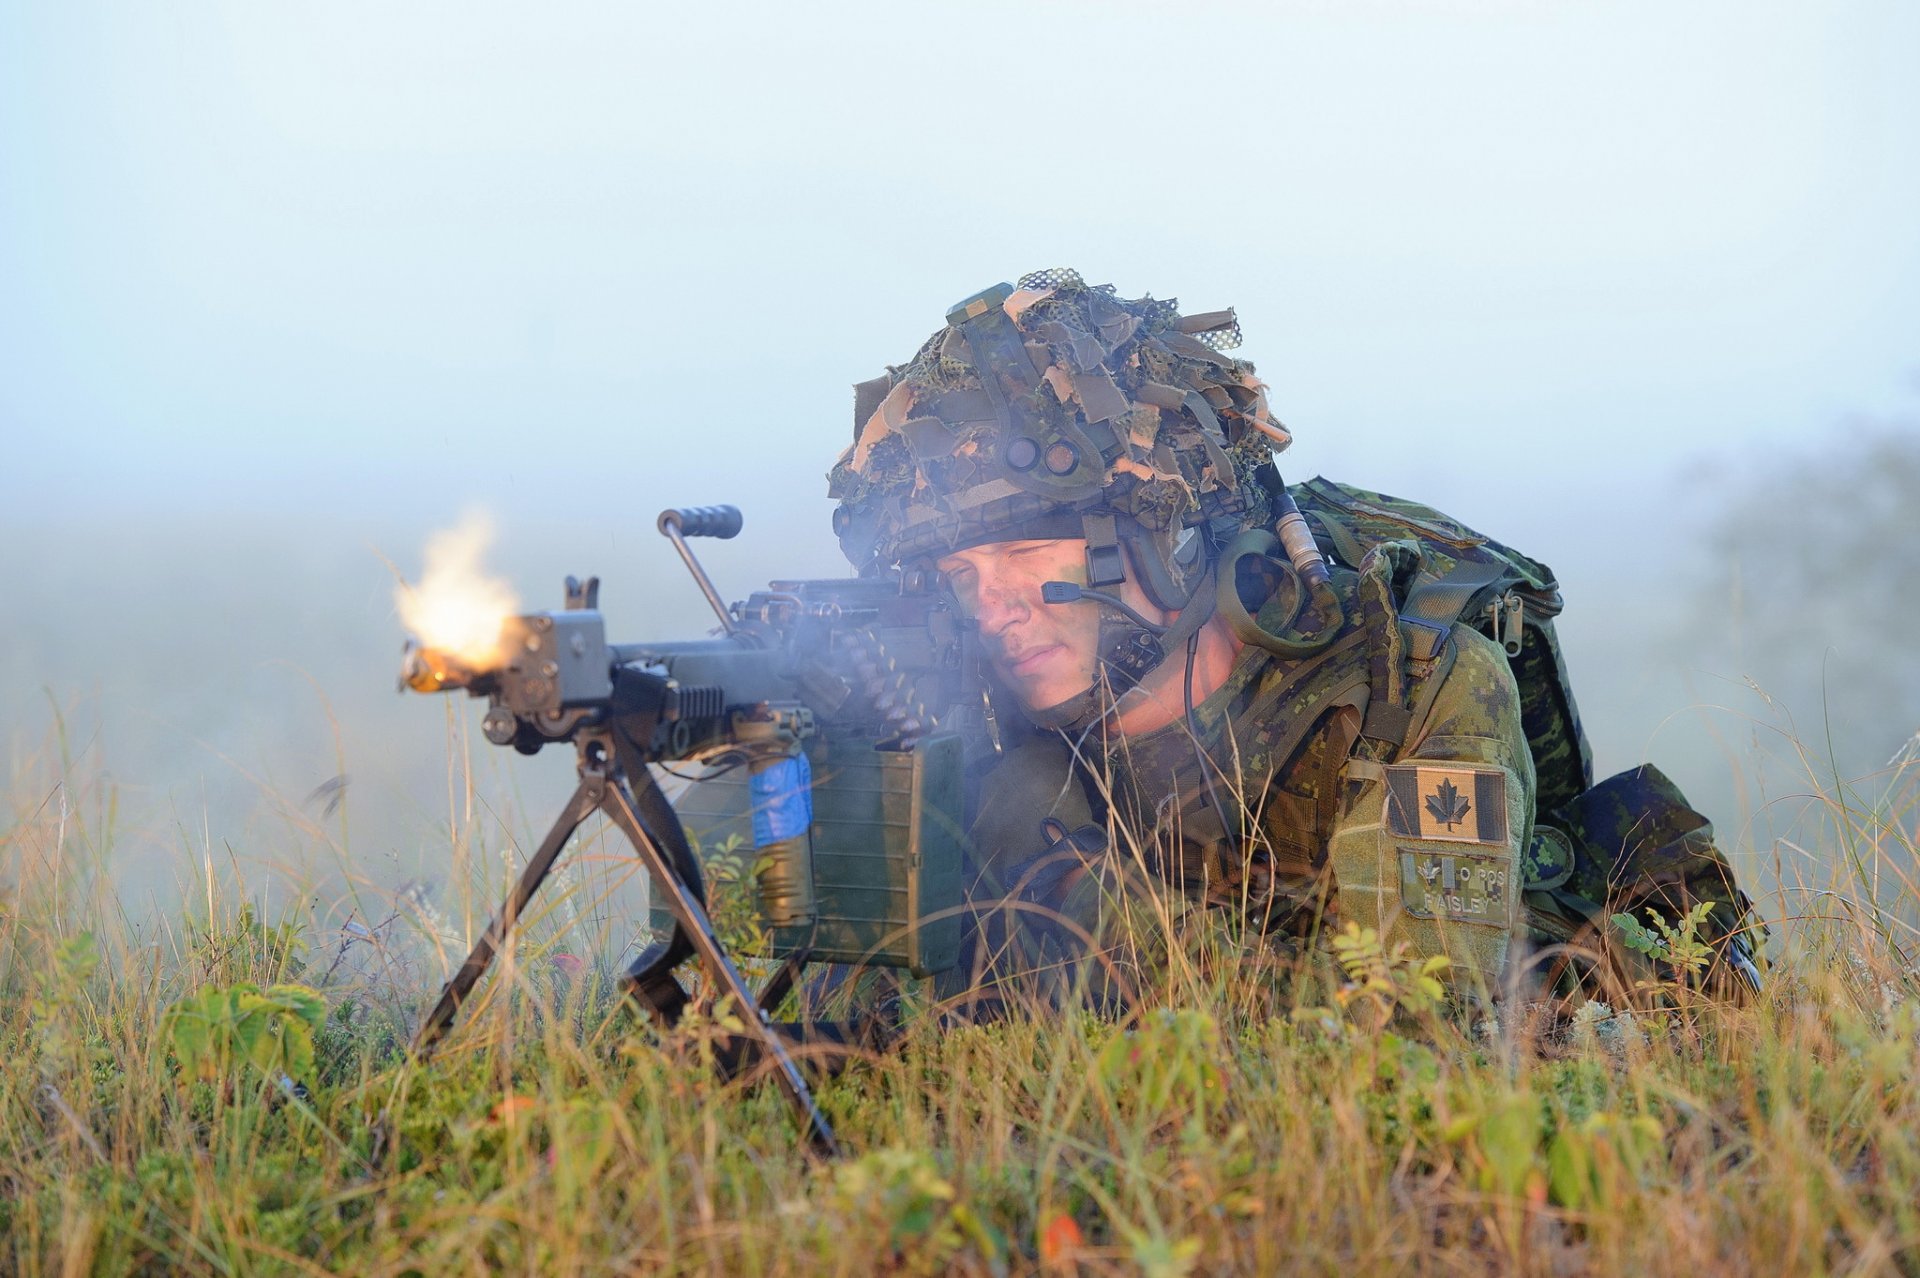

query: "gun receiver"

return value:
[399, 505, 994, 1154]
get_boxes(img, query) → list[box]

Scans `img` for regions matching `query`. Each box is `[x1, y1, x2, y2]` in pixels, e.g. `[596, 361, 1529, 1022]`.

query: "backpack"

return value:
[1292, 477, 1764, 1003]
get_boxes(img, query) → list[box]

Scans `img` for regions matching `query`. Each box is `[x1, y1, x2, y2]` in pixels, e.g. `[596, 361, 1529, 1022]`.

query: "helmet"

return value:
[827, 270, 1293, 726]
[830, 268, 1289, 598]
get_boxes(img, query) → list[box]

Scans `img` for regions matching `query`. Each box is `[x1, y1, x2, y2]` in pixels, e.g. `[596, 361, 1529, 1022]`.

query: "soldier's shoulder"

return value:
[1445, 621, 1525, 695]
[1414, 621, 1529, 752]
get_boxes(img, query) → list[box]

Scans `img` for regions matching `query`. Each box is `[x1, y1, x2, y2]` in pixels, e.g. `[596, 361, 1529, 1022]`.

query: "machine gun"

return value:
[399, 505, 999, 1153]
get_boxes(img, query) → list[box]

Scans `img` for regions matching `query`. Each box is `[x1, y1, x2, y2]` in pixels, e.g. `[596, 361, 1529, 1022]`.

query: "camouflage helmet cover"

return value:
[828, 269, 1292, 592]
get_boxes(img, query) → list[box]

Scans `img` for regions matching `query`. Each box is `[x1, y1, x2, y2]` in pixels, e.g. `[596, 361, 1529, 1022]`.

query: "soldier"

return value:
[827, 269, 1761, 1016]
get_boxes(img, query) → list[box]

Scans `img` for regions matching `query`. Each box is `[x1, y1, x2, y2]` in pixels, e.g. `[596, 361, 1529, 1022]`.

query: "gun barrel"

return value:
[399, 643, 482, 694]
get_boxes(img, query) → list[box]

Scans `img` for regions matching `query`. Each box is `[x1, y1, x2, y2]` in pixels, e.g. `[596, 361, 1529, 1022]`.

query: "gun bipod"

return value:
[624, 942, 813, 1028]
[626, 941, 903, 1083]
[409, 730, 839, 1156]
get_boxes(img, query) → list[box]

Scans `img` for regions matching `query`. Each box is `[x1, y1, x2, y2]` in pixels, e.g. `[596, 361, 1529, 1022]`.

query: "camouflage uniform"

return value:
[832, 271, 1762, 1012]
[955, 491, 1533, 1003]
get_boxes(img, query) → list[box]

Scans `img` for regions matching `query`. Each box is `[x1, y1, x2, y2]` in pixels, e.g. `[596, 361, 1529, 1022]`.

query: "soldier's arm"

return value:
[938, 739, 1106, 1007]
[1323, 623, 1536, 996]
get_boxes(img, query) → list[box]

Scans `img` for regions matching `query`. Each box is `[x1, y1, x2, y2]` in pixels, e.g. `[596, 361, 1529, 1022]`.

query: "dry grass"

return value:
[2, 725, 1917, 1277]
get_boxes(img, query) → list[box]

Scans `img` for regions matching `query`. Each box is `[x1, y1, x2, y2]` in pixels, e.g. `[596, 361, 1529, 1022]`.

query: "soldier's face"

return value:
[937, 538, 1116, 713]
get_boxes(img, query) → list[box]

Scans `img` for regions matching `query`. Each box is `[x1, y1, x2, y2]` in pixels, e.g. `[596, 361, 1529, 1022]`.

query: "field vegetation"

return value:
[3, 718, 1918, 1277]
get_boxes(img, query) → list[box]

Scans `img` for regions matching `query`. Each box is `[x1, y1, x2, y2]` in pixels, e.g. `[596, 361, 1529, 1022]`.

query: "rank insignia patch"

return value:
[1384, 765, 1508, 845]
[1399, 848, 1512, 926]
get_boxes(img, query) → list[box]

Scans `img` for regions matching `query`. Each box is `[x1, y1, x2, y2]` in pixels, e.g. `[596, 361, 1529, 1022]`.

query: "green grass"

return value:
[3, 737, 1918, 1277]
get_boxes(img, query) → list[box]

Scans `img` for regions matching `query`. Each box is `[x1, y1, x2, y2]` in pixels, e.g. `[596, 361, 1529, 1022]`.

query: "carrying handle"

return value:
[657, 505, 742, 633]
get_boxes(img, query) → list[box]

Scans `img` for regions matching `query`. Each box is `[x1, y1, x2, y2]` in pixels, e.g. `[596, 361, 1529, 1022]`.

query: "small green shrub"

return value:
[165, 981, 327, 1084]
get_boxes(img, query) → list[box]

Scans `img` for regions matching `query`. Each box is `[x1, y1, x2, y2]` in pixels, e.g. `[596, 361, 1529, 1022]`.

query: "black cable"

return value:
[655, 754, 748, 782]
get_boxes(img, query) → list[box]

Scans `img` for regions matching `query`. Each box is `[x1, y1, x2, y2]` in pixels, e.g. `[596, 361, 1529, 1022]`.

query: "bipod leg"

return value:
[622, 935, 694, 1028]
[599, 768, 839, 1156]
[755, 945, 812, 1019]
[621, 931, 804, 1029]
[411, 775, 605, 1058]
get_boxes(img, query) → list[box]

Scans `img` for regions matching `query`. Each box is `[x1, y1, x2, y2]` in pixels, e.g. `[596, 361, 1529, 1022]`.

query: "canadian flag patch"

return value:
[1383, 764, 1509, 846]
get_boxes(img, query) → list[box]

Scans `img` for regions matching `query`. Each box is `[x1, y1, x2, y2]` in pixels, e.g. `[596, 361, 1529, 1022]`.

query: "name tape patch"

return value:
[1384, 764, 1509, 846]
[1399, 848, 1512, 926]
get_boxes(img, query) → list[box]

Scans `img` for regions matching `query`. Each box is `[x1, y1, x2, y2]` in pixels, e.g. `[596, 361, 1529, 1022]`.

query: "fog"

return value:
[5, 2, 1918, 952]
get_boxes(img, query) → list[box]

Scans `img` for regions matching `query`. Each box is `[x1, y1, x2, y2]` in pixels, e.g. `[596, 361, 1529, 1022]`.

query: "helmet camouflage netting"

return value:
[828, 269, 1292, 600]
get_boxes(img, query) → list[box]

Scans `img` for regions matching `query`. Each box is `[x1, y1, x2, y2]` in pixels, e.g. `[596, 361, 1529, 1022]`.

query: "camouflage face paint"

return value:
[939, 539, 1102, 714]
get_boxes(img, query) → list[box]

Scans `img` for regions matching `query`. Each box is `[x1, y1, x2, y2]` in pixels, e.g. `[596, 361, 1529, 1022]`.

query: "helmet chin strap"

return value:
[1021, 563, 1219, 734]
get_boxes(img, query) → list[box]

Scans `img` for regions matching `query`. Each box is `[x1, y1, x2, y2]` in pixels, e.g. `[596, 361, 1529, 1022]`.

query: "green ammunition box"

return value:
[664, 733, 964, 977]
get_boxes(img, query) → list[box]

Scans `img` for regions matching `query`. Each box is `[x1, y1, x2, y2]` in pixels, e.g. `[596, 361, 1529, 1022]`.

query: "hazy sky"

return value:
[5, 2, 1916, 539]
[3, 2, 1917, 925]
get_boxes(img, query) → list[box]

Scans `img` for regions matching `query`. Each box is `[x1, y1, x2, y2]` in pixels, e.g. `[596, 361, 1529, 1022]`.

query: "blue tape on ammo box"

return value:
[749, 754, 813, 846]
